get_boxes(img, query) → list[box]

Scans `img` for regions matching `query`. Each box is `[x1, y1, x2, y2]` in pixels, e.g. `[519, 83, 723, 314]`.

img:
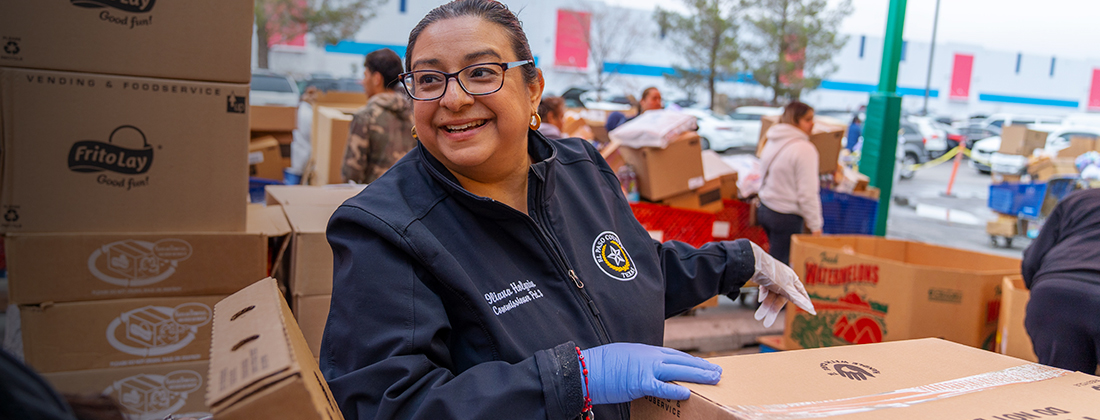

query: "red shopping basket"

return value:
[714, 199, 769, 252]
[629, 200, 769, 251]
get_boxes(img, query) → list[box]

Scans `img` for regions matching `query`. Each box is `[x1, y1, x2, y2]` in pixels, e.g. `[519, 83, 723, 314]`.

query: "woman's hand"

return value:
[748, 242, 816, 327]
[580, 343, 722, 405]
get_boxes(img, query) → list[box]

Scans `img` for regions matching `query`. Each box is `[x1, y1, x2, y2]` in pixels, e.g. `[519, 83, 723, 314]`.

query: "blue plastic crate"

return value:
[249, 177, 283, 204]
[820, 189, 878, 235]
[988, 183, 1046, 219]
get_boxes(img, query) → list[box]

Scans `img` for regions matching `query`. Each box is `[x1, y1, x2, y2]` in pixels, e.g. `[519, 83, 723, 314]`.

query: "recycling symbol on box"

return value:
[3, 209, 17, 222]
[3, 41, 18, 55]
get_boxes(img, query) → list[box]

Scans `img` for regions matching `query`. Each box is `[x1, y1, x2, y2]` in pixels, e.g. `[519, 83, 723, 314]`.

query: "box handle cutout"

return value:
[231, 305, 256, 321]
[232, 334, 260, 351]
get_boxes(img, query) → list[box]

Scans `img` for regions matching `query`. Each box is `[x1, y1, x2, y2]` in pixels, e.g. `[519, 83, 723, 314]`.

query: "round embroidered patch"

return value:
[591, 231, 637, 281]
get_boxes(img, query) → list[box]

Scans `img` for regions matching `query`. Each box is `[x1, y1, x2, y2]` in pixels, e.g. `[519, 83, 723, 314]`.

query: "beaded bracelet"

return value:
[575, 346, 594, 420]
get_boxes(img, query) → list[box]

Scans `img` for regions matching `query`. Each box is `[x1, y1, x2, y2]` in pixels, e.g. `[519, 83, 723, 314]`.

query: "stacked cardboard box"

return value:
[998, 275, 1038, 363]
[1056, 136, 1100, 158]
[1, 2, 254, 418]
[620, 131, 714, 209]
[265, 185, 365, 359]
[998, 126, 1049, 156]
[756, 115, 846, 174]
[784, 235, 1021, 351]
[1027, 156, 1078, 181]
[250, 105, 299, 181]
[306, 92, 366, 185]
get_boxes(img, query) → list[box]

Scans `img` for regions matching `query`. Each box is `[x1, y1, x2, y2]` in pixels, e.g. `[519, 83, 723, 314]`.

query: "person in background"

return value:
[320, 1, 815, 419]
[846, 114, 862, 151]
[756, 101, 824, 265]
[341, 48, 416, 184]
[537, 95, 566, 140]
[605, 87, 662, 131]
[289, 86, 320, 181]
[1021, 188, 1100, 373]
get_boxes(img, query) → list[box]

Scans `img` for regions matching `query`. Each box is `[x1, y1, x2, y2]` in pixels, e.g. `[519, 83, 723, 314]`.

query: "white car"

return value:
[970, 125, 1100, 174]
[907, 116, 949, 155]
[723, 106, 784, 150]
[250, 71, 300, 107]
[679, 108, 746, 152]
[979, 113, 1063, 131]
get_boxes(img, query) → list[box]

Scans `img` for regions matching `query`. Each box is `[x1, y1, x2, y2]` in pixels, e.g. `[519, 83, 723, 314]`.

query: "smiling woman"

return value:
[319, 1, 816, 420]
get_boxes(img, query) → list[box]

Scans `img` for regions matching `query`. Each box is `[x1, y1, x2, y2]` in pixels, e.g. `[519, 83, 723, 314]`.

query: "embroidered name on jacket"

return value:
[591, 231, 637, 281]
[484, 280, 545, 316]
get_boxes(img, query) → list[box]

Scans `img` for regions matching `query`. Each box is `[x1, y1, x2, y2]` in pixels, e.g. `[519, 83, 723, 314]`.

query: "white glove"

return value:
[749, 242, 816, 327]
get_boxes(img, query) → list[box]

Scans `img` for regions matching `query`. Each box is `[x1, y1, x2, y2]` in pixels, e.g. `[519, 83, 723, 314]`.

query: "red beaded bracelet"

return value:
[575, 346, 593, 420]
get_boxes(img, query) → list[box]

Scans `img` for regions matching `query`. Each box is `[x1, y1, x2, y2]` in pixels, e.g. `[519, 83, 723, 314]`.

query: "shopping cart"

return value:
[987, 177, 1079, 248]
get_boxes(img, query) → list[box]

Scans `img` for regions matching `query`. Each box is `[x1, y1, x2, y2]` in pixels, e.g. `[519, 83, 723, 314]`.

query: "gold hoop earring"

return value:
[530, 113, 541, 130]
[411, 126, 418, 139]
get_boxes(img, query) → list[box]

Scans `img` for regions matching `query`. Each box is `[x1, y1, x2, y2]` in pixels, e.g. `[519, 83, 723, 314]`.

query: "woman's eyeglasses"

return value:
[399, 60, 533, 101]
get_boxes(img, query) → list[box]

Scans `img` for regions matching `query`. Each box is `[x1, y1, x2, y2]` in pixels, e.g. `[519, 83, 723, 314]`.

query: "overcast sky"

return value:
[601, 0, 1100, 61]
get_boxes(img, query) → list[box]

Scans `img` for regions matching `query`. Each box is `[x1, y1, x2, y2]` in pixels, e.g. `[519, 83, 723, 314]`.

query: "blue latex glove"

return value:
[579, 343, 722, 405]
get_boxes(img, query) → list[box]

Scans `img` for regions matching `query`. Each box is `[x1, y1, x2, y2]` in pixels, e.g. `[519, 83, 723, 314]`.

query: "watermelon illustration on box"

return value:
[784, 235, 1019, 351]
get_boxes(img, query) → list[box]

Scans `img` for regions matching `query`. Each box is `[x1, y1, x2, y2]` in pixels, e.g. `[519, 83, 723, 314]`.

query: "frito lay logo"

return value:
[68, 125, 154, 175]
[103, 370, 203, 419]
[71, 0, 156, 13]
[592, 231, 637, 281]
[820, 360, 880, 381]
[105, 303, 211, 357]
[87, 239, 193, 287]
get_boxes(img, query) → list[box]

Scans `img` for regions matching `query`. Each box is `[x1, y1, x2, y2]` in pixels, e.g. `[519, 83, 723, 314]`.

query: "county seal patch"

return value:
[592, 231, 637, 281]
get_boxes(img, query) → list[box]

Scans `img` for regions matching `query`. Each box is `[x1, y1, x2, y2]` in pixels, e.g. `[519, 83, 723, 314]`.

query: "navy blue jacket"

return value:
[1023, 189, 1100, 289]
[320, 131, 756, 420]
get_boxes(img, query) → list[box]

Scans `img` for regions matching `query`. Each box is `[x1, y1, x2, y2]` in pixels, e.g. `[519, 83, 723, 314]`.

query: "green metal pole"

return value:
[861, 0, 907, 236]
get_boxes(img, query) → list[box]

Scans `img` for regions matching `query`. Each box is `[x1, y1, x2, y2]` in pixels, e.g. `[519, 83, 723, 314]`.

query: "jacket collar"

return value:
[416, 129, 559, 218]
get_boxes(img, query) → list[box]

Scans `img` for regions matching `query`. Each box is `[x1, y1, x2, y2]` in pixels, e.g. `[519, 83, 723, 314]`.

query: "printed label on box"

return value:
[106, 303, 211, 357]
[791, 257, 889, 348]
[88, 239, 193, 286]
[71, 0, 157, 28]
[67, 125, 154, 191]
[1, 36, 22, 62]
[104, 370, 206, 420]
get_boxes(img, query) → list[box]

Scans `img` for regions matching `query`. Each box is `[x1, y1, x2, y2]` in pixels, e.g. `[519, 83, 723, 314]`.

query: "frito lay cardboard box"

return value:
[250, 105, 298, 132]
[19, 295, 223, 373]
[293, 294, 332, 360]
[784, 235, 1020, 350]
[619, 131, 705, 201]
[0, 68, 248, 233]
[5, 205, 289, 305]
[631, 338, 1100, 420]
[207, 278, 344, 420]
[998, 126, 1049, 156]
[998, 275, 1038, 363]
[0, 0, 252, 83]
[44, 361, 210, 420]
[756, 115, 845, 174]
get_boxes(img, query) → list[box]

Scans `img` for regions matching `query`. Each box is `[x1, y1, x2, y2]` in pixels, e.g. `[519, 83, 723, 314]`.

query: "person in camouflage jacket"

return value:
[342, 49, 416, 184]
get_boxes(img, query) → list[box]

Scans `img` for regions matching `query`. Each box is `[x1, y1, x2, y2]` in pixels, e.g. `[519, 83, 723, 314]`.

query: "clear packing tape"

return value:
[723, 363, 1068, 420]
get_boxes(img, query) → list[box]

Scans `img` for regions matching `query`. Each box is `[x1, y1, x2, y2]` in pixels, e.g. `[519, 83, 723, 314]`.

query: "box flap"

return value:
[207, 278, 298, 408]
[264, 185, 365, 207]
[249, 136, 280, 151]
[792, 235, 1019, 273]
[247, 204, 292, 236]
[282, 205, 341, 235]
[701, 150, 737, 181]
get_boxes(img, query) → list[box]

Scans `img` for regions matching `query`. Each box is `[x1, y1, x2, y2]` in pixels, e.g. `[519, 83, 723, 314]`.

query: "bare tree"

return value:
[561, 2, 649, 101]
[255, 0, 388, 69]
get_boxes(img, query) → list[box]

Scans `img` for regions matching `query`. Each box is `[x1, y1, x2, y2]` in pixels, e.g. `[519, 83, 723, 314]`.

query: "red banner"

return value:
[555, 10, 590, 69]
[949, 54, 974, 100]
[1089, 69, 1100, 110]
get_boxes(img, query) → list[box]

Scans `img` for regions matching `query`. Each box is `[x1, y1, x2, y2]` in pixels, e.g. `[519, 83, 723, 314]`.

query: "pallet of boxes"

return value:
[0, 2, 273, 419]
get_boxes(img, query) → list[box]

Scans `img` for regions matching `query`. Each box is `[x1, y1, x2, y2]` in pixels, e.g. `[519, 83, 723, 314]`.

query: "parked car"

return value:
[250, 71, 300, 107]
[969, 125, 1100, 174]
[560, 86, 632, 111]
[979, 113, 1063, 130]
[299, 76, 363, 94]
[723, 106, 783, 150]
[898, 122, 928, 180]
[959, 123, 1000, 150]
[907, 116, 949, 156]
[680, 108, 744, 153]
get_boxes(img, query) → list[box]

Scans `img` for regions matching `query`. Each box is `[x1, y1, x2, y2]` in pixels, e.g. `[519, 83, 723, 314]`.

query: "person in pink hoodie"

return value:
[756, 101, 824, 264]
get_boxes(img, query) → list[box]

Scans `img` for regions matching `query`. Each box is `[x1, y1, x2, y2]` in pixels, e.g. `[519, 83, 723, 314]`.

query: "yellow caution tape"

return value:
[907, 146, 962, 171]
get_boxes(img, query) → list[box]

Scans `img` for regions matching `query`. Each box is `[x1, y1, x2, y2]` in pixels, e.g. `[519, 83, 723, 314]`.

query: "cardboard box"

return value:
[0, 68, 248, 233]
[250, 105, 298, 132]
[308, 106, 357, 185]
[293, 294, 332, 360]
[851, 186, 881, 201]
[986, 214, 1018, 237]
[207, 278, 344, 420]
[284, 205, 342, 297]
[660, 178, 723, 213]
[992, 172, 1023, 184]
[998, 126, 1049, 156]
[44, 361, 211, 420]
[249, 136, 285, 181]
[619, 131, 705, 201]
[0, 0, 252, 83]
[784, 235, 1020, 350]
[631, 338, 1100, 420]
[756, 115, 845, 174]
[701, 150, 739, 200]
[1027, 157, 1078, 181]
[265, 184, 365, 207]
[998, 275, 1038, 363]
[1056, 136, 1099, 158]
[5, 205, 289, 305]
[20, 295, 223, 373]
